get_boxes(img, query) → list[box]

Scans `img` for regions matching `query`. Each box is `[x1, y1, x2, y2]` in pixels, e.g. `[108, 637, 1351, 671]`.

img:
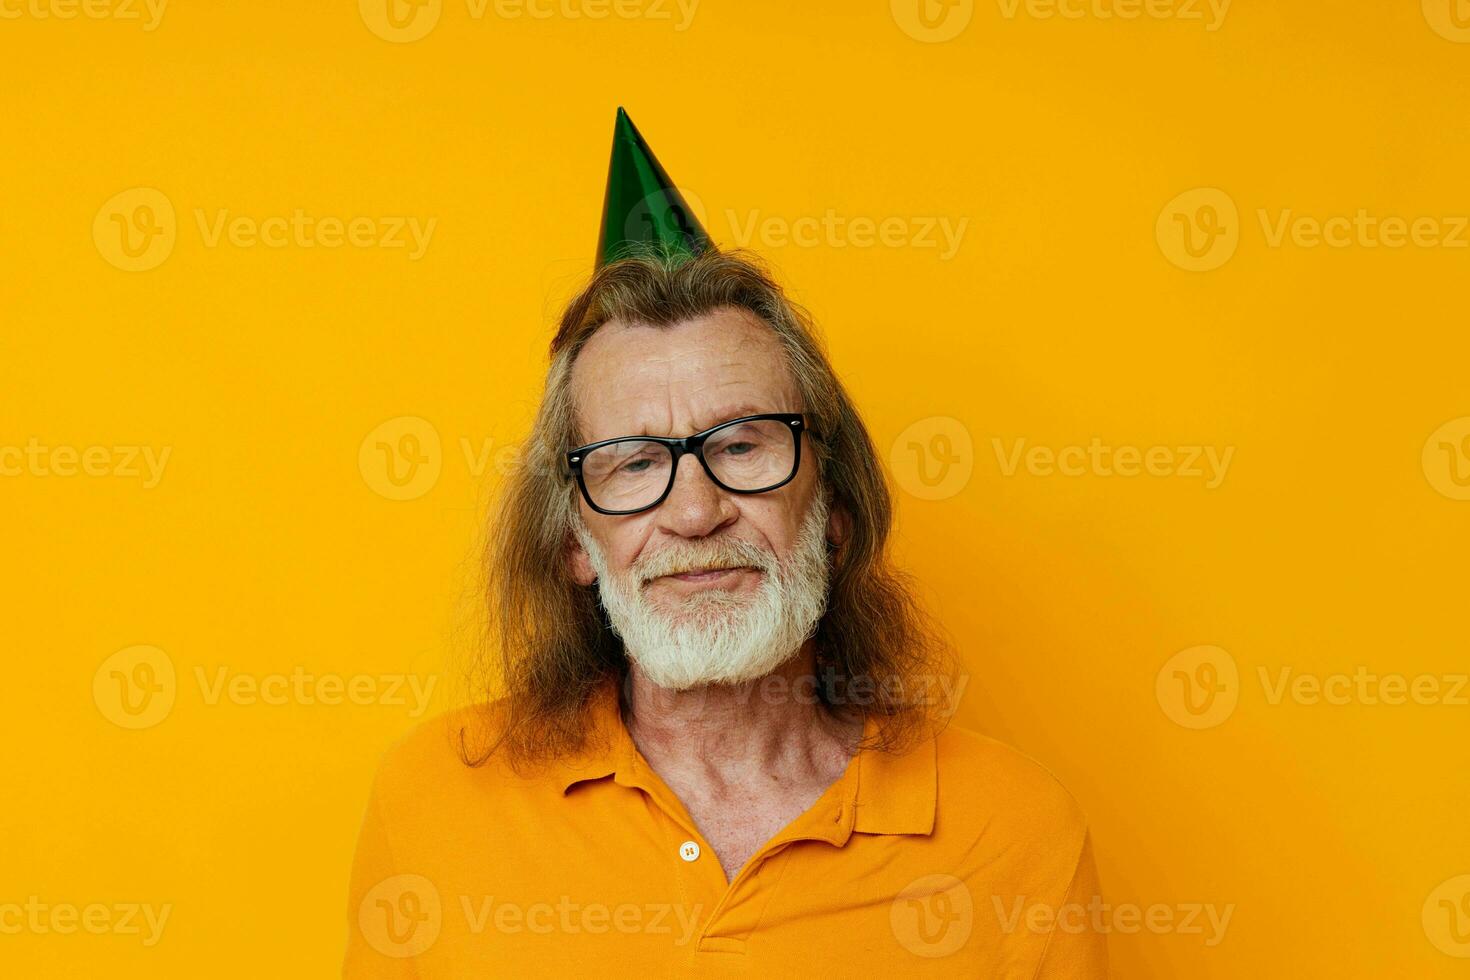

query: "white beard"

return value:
[573, 489, 832, 691]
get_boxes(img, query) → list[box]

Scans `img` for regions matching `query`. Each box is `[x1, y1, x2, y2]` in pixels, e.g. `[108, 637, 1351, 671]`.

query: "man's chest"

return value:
[379, 812, 1054, 975]
[674, 779, 835, 881]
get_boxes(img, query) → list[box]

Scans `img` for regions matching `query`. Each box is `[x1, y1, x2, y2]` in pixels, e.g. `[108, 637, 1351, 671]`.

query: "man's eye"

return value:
[617, 456, 656, 475]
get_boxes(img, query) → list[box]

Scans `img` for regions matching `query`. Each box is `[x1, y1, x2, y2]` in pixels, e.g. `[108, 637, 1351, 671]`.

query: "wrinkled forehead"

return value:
[570, 309, 802, 445]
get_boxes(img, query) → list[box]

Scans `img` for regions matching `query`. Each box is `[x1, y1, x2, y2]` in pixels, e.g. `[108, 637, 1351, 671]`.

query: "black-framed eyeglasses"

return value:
[565, 412, 816, 516]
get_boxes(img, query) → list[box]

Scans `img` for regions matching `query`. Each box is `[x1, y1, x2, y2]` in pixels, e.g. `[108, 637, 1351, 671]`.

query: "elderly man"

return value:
[343, 110, 1107, 977]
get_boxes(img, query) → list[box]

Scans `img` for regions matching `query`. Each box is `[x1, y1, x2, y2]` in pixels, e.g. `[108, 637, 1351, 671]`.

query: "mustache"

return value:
[636, 541, 774, 583]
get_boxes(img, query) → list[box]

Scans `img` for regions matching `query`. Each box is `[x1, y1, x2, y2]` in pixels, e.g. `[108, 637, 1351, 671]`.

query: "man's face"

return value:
[566, 306, 844, 690]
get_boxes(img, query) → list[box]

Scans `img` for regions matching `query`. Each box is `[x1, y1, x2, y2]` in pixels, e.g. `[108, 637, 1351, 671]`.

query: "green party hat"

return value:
[595, 107, 711, 267]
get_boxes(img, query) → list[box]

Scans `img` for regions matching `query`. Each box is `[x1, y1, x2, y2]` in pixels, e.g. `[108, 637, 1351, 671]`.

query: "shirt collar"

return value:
[557, 677, 936, 840]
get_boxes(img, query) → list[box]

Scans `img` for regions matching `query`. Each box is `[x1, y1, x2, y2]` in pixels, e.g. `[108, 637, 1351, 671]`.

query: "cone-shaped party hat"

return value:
[595, 107, 711, 268]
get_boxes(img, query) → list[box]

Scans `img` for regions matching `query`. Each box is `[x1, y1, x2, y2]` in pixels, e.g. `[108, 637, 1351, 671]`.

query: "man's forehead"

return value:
[571, 311, 799, 440]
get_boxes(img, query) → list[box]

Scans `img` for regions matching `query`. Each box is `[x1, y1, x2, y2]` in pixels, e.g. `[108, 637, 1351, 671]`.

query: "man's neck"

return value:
[623, 641, 862, 786]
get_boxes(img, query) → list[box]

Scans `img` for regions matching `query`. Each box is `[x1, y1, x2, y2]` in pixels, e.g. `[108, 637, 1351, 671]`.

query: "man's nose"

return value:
[656, 451, 736, 535]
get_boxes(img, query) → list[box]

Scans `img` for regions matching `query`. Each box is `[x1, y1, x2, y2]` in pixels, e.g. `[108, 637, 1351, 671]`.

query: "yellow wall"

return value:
[3, 1, 1468, 975]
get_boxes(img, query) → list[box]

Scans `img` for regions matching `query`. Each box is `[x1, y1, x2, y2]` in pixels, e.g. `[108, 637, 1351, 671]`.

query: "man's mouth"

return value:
[660, 565, 758, 583]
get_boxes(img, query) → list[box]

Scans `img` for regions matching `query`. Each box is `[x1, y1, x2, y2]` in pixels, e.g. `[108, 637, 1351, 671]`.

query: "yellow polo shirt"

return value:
[342, 681, 1108, 977]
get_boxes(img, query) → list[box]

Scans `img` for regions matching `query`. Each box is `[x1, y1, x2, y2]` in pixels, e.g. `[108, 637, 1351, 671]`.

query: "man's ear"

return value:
[567, 532, 598, 586]
[826, 493, 851, 555]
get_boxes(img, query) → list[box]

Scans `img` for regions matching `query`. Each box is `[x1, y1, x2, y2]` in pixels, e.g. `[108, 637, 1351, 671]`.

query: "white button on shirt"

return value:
[679, 840, 700, 862]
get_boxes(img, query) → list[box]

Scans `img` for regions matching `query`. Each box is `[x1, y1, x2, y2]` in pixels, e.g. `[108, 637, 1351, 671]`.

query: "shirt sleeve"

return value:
[341, 772, 421, 980]
[1031, 829, 1109, 979]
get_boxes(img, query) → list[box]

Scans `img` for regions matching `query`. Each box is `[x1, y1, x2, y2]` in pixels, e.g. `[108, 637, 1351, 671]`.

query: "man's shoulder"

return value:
[365, 700, 520, 802]
[931, 720, 1089, 839]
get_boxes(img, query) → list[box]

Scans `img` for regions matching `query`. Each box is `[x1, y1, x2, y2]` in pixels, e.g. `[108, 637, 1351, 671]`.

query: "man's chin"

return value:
[648, 589, 756, 623]
[627, 656, 781, 693]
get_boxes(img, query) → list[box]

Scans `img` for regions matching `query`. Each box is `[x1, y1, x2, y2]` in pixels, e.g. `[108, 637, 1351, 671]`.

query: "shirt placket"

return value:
[614, 737, 863, 958]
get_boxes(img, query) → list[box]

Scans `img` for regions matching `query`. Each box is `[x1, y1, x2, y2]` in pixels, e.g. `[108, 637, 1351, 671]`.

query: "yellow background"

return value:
[3, 0, 1469, 975]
